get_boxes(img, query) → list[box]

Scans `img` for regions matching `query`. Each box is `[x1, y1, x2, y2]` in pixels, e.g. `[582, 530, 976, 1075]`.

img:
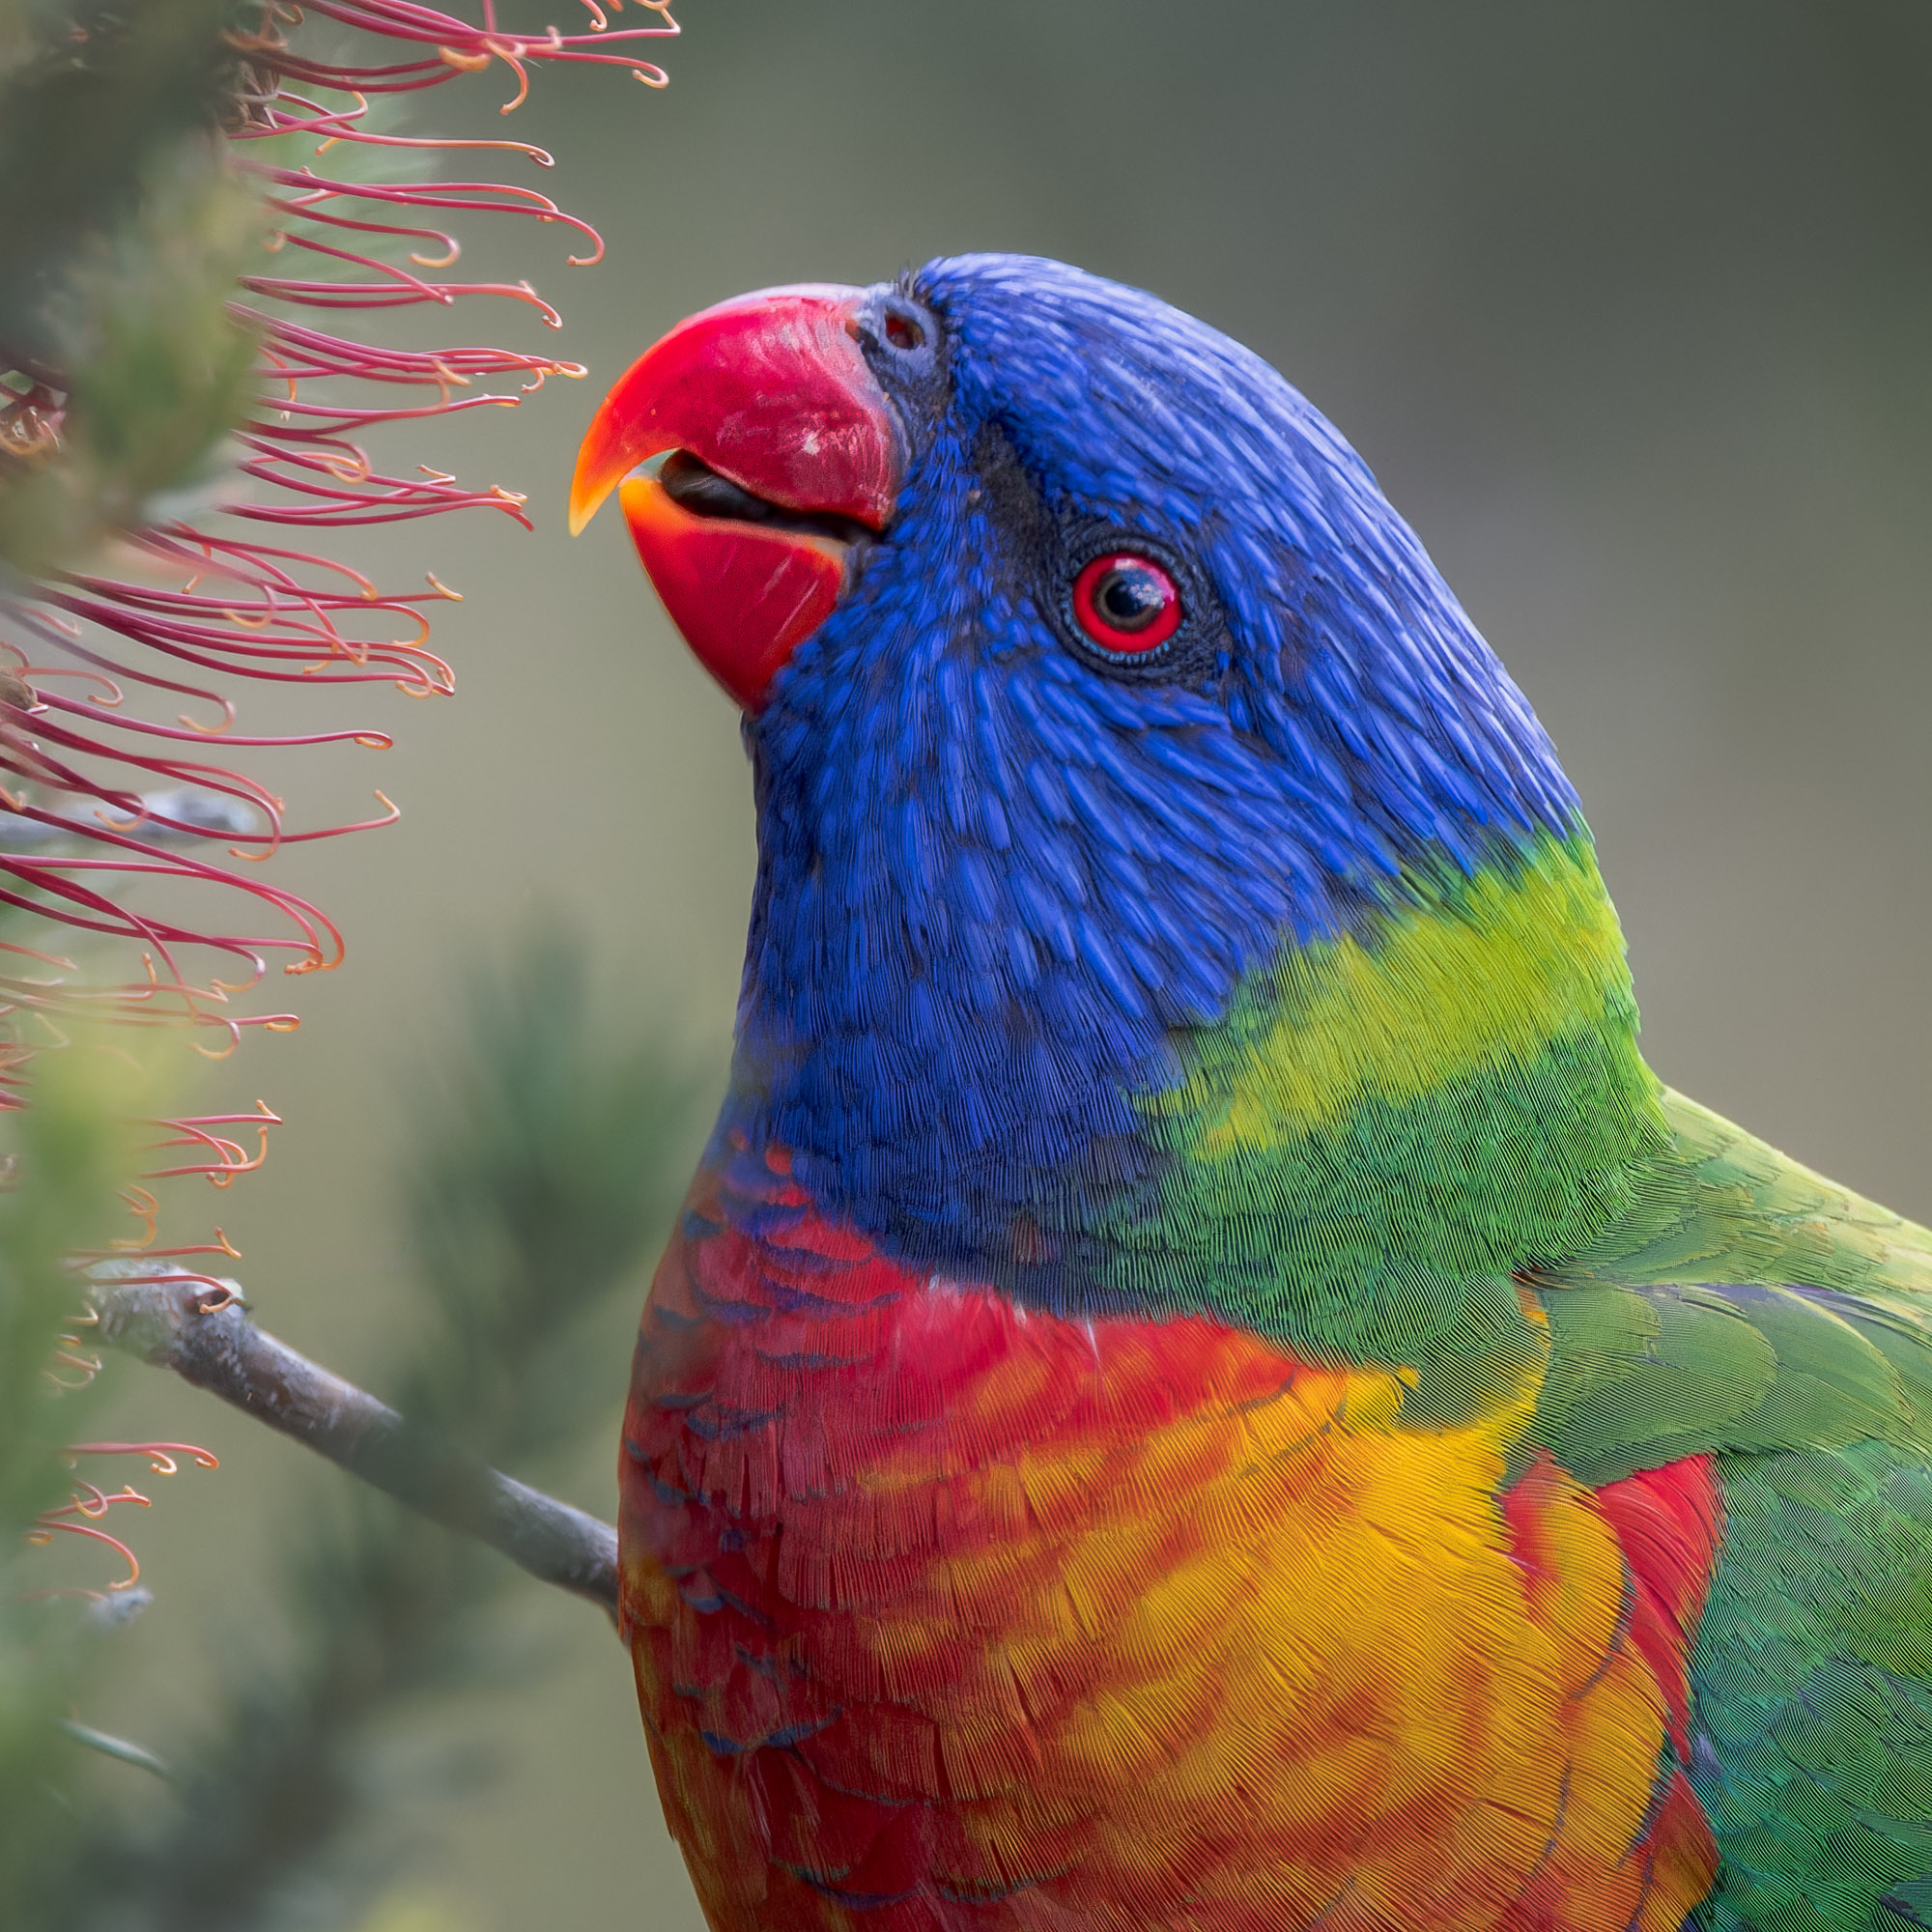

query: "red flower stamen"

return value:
[22, 1447, 219, 1600]
[2, 0, 672, 1098]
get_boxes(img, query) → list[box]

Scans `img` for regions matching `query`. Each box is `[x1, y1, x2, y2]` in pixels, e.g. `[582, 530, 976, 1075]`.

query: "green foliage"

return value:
[402, 939, 694, 1457]
[17, 939, 690, 1932]
[0, 1044, 149, 1925]
[0, 0, 261, 573]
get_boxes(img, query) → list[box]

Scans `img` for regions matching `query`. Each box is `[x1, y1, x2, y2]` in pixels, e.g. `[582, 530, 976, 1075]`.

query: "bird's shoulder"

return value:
[1528, 1084, 1932, 1487]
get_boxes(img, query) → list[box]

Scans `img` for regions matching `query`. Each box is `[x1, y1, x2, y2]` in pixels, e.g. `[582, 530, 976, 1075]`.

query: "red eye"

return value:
[1072, 553, 1182, 655]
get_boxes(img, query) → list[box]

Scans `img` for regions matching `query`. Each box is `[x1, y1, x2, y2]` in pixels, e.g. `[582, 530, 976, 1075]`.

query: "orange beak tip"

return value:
[574, 284, 902, 706]
[566, 460, 616, 538]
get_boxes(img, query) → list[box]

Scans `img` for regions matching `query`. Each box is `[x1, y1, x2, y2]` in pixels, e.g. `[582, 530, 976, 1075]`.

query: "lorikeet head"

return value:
[573, 258, 1571, 835]
[576, 256, 1656, 1351]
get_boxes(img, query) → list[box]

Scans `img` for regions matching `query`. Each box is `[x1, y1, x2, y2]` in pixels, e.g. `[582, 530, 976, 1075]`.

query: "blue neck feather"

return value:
[715, 254, 1578, 1281]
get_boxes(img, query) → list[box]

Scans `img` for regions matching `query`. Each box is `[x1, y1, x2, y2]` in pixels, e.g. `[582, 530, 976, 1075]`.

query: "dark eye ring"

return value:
[1072, 553, 1182, 656]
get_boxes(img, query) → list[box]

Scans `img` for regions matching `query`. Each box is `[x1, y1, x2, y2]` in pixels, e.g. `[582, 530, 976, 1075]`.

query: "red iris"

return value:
[1072, 553, 1182, 655]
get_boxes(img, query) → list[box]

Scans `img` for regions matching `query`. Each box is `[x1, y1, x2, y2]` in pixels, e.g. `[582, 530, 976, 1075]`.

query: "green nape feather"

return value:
[1106, 813, 1932, 1928]
[1118, 831, 1665, 1415]
[1533, 1089, 1932, 1932]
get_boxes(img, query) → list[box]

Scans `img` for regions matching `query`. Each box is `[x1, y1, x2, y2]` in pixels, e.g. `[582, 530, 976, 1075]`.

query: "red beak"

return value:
[570, 286, 902, 711]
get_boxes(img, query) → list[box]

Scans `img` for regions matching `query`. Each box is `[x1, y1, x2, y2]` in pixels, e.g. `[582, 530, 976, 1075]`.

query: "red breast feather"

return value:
[620, 1150, 1719, 1932]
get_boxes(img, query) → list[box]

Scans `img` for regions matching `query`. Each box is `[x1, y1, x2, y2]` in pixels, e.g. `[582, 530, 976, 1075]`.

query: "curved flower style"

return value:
[27, 1443, 220, 1600]
[0, 0, 676, 1106]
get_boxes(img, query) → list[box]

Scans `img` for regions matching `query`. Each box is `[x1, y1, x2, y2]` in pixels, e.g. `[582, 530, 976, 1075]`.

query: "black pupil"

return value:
[1095, 564, 1165, 630]
[885, 311, 923, 351]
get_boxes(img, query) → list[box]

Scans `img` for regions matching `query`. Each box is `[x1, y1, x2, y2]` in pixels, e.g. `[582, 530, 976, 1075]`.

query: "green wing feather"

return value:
[1531, 1088, 1932, 1931]
[1127, 821, 1932, 1926]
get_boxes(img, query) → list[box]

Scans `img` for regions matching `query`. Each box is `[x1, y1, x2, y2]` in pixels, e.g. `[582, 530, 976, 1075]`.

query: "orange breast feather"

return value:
[619, 1154, 1719, 1932]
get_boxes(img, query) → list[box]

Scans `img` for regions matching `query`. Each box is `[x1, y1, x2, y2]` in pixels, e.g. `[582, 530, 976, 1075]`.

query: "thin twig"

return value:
[87, 1269, 620, 1620]
[60, 1717, 173, 1780]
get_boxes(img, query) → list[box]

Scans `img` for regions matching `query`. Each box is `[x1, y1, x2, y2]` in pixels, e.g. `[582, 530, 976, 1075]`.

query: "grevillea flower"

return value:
[5, 0, 671, 1627]
[0, 0, 676, 1122]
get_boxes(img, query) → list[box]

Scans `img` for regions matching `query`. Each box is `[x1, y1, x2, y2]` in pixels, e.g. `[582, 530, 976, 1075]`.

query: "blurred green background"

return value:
[71, 2, 1932, 1926]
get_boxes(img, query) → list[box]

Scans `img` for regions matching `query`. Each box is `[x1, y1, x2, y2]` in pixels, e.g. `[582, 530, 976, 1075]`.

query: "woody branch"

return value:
[87, 1269, 621, 1620]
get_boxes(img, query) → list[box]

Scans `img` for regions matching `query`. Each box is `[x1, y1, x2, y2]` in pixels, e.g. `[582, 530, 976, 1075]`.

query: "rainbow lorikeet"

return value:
[571, 256, 1932, 1932]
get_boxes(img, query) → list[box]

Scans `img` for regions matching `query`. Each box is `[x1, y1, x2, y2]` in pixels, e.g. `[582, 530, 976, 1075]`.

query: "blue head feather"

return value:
[722, 253, 1579, 1285]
